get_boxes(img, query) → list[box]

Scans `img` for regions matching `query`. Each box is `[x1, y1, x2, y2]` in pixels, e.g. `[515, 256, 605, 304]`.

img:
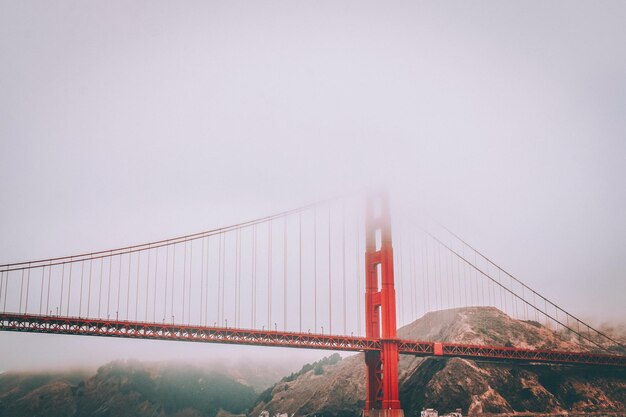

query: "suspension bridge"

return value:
[0, 192, 624, 417]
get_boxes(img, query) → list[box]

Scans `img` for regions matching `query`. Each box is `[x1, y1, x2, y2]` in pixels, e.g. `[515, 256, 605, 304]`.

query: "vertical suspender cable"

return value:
[474, 251, 485, 305]
[471, 257, 476, 306]
[450, 249, 456, 308]
[341, 205, 346, 335]
[356, 214, 361, 337]
[221, 233, 226, 326]
[45, 261, 52, 314]
[432, 244, 438, 311]
[484, 263, 490, 306]
[236, 229, 241, 327]
[409, 234, 416, 322]
[252, 226, 256, 328]
[234, 231, 238, 327]
[205, 237, 210, 326]
[126, 252, 131, 320]
[145, 247, 151, 321]
[437, 244, 443, 310]
[3, 270, 8, 313]
[20, 264, 30, 313]
[413, 235, 419, 321]
[456, 254, 462, 308]
[107, 252, 113, 318]
[66, 260, 72, 315]
[395, 235, 401, 326]
[328, 205, 332, 335]
[0, 272, 3, 312]
[153, 247, 159, 322]
[40, 267, 45, 315]
[164, 245, 169, 322]
[1, 272, 5, 312]
[182, 242, 186, 324]
[490, 264, 495, 307]
[466, 257, 472, 306]
[397, 234, 403, 320]
[424, 237, 430, 313]
[408, 236, 412, 320]
[25, 266, 31, 314]
[314, 207, 317, 332]
[404, 235, 410, 325]
[406, 235, 412, 323]
[171, 245, 175, 323]
[299, 211, 303, 333]
[135, 252, 140, 321]
[58, 264, 63, 315]
[79, 261, 84, 316]
[189, 242, 193, 325]
[511, 275, 516, 318]
[443, 244, 449, 309]
[283, 217, 287, 331]
[422, 241, 427, 318]
[414, 235, 420, 321]
[217, 235, 222, 326]
[523, 286, 528, 320]
[268, 221, 272, 329]
[86, 260, 91, 317]
[201, 237, 205, 325]
[498, 269, 508, 314]
[216, 234, 223, 326]
[497, 266, 503, 311]
[398, 235, 404, 324]
[1, 271, 6, 312]
[3, 271, 8, 312]
[118, 254, 122, 319]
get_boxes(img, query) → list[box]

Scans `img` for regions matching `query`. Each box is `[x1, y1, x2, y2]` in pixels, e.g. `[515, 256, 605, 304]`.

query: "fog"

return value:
[1, 1, 625, 372]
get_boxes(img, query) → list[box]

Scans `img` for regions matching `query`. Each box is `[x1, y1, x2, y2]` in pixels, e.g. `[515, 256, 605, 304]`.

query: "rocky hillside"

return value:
[252, 307, 626, 417]
[0, 360, 257, 417]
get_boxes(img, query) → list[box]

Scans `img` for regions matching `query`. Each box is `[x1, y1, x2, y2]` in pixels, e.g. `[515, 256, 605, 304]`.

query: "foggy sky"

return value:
[1, 0, 625, 371]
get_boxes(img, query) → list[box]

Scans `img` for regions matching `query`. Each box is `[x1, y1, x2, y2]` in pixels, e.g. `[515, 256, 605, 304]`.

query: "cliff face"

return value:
[252, 307, 626, 417]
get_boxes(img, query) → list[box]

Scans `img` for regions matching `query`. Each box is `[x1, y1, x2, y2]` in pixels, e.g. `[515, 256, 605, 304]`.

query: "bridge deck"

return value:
[1, 313, 624, 367]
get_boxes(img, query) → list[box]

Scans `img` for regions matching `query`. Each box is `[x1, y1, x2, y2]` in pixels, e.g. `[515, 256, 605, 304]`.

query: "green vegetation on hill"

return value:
[282, 353, 342, 383]
[0, 361, 257, 417]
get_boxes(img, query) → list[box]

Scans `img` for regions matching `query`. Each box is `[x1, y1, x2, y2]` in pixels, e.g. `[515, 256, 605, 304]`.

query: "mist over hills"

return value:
[0, 358, 302, 417]
[0, 360, 256, 417]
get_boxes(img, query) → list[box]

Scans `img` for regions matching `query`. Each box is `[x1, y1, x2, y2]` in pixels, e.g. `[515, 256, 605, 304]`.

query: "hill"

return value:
[252, 307, 626, 416]
[0, 360, 257, 417]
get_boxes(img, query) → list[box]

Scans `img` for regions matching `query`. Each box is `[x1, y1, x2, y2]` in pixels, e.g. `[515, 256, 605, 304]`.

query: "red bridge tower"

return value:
[364, 192, 404, 417]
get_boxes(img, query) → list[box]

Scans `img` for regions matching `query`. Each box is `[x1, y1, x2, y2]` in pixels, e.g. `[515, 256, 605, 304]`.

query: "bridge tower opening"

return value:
[364, 192, 404, 417]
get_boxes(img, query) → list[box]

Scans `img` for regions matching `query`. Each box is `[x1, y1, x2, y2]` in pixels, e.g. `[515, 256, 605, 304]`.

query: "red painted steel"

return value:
[437, 342, 626, 367]
[0, 313, 381, 352]
[364, 193, 403, 416]
[1, 313, 625, 367]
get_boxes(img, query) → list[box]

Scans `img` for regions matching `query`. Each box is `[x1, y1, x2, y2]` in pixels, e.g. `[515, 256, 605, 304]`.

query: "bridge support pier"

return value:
[364, 192, 404, 417]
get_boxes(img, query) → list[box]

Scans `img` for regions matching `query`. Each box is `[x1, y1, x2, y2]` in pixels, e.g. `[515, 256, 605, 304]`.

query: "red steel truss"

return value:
[435, 342, 626, 367]
[1, 312, 625, 368]
[0, 313, 380, 352]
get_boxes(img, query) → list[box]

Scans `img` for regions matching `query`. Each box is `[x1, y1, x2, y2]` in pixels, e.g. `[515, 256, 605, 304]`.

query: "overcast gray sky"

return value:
[1, 0, 625, 371]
